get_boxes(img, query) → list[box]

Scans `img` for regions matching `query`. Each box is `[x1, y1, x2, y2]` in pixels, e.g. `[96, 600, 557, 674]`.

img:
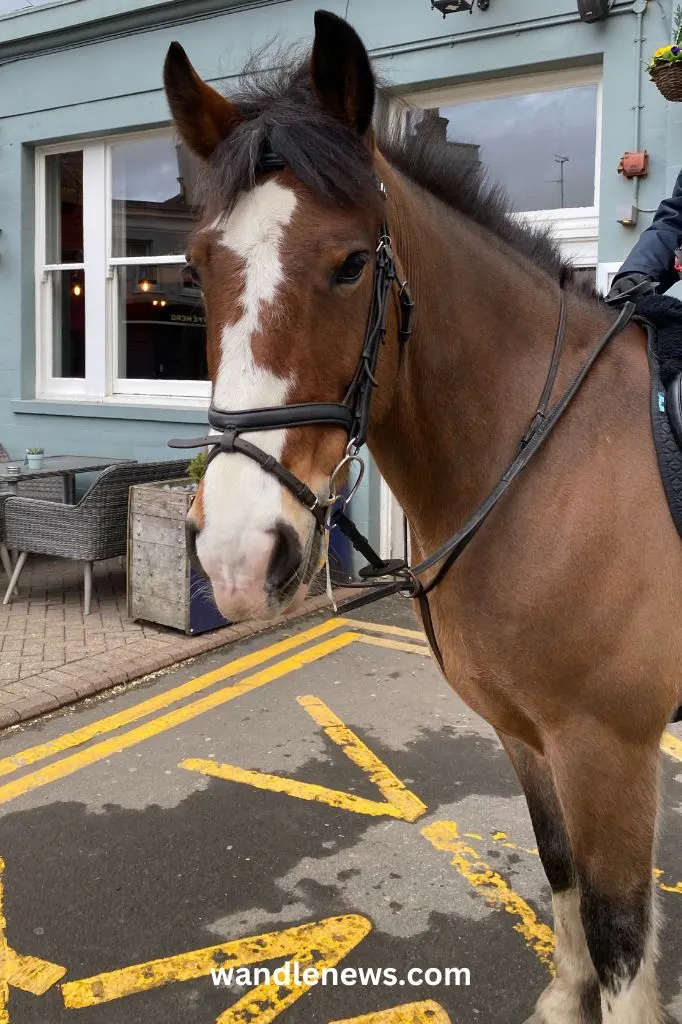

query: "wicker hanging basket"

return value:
[650, 61, 682, 102]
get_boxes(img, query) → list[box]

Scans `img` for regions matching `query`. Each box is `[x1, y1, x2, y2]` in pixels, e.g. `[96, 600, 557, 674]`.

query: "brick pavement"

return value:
[0, 555, 359, 729]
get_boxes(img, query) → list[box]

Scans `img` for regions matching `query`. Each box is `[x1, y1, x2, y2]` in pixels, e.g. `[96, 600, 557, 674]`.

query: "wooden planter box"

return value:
[127, 478, 230, 635]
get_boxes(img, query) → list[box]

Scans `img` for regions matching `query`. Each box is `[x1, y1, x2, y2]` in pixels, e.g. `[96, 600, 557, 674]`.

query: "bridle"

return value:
[170, 155, 636, 670]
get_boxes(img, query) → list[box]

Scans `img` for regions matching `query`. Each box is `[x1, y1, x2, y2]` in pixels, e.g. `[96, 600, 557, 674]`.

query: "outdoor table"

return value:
[0, 456, 135, 502]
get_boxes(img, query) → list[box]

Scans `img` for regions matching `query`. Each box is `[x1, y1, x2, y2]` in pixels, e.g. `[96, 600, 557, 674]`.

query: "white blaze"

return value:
[199, 180, 297, 583]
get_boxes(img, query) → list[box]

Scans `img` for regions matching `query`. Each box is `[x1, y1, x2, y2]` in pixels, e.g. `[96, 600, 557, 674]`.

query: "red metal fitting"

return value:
[617, 152, 649, 179]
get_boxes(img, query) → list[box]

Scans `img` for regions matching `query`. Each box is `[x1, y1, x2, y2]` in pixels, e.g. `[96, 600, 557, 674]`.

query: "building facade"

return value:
[0, 0, 678, 559]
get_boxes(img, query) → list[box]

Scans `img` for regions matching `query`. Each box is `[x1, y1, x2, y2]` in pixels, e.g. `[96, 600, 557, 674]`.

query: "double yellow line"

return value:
[0, 610, 678, 810]
[0, 618, 429, 808]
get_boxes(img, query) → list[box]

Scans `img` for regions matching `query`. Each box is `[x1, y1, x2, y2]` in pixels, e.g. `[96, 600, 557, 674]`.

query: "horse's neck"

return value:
[369, 177, 615, 555]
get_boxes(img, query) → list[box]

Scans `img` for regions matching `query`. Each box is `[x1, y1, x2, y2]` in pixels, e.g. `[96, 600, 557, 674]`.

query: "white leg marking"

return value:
[200, 180, 297, 574]
[533, 888, 597, 1023]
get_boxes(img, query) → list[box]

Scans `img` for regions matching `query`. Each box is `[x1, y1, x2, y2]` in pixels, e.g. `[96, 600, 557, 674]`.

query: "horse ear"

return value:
[310, 10, 375, 137]
[164, 42, 242, 160]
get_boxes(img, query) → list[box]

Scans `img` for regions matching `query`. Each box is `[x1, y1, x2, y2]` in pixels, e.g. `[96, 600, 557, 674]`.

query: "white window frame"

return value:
[597, 262, 623, 297]
[401, 66, 603, 268]
[35, 128, 210, 405]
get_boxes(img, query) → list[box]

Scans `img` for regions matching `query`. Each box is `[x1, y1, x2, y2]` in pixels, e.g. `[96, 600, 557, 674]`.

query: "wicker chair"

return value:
[2, 459, 189, 614]
[0, 495, 12, 584]
[0, 443, 67, 585]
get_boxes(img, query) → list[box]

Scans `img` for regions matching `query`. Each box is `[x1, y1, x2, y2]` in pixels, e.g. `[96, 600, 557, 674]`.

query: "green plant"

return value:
[647, 5, 682, 72]
[187, 451, 208, 485]
[26, 446, 44, 455]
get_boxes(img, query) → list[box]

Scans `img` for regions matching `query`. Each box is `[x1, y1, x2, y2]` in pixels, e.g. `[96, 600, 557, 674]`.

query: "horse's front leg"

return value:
[549, 724, 664, 1024]
[499, 734, 601, 1024]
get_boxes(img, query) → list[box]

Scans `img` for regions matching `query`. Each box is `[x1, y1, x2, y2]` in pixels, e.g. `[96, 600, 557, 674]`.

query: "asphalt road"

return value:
[0, 597, 681, 1024]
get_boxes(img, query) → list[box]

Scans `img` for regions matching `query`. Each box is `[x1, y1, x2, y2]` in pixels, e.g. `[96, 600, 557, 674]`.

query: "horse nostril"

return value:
[267, 521, 302, 592]
[186, 520, 208, 579]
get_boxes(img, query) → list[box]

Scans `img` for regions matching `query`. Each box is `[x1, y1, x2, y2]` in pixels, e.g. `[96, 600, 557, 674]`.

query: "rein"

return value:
[169, 165, 636, 670]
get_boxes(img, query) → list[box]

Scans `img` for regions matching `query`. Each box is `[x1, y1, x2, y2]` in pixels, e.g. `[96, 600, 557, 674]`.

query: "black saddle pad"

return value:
[630, 296, 682, 725]
[633, 295, 682, 540]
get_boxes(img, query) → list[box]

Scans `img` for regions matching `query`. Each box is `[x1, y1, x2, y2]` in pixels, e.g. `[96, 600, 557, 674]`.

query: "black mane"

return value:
[201, 56, 592, 296]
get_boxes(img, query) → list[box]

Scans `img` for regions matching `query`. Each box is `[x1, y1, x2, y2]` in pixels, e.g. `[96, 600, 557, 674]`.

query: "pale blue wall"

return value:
[0, 0, 678, 547]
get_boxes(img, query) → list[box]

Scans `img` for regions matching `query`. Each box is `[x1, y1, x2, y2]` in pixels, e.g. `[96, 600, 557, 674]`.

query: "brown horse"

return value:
[163, 11, 682, 1023]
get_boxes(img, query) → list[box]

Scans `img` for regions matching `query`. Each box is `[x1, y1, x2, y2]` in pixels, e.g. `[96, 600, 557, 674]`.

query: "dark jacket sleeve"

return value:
[617, 169, 682, 293]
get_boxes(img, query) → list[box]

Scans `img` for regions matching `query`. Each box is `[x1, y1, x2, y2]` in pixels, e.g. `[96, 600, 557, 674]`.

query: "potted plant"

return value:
[187, 450, 208, 487]
[25, 447, 45, 470]
[648, 6, 682, 101]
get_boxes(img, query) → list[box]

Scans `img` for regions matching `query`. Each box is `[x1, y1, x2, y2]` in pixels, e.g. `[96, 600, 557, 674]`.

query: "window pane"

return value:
[413, 85, 598, 212]
[573, 267, 596, 288]
[110, 136, 197, 258]
[115, 263, 207, 382]
[45, 151, 83, 264]
[50, 269, 85, 378]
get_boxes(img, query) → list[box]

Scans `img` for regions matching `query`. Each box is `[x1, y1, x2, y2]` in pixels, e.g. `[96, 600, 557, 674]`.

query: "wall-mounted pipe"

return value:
[631, 0, 648, 218]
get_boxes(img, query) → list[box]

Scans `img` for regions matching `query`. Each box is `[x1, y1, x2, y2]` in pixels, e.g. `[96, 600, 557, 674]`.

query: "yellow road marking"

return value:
[422, 821, 555, 971]
[329, 1002, 452, 1024]
[662, 731, 682, 763]
[182, 695, 426, 822]
[0, 618, 427, 788]
[489, 833, 538, 856]
[0, 857, 66, 1022]
[0, 633, 358, 808]
[356, 636, 430, 657]
[0, 857, 6, 1024]
[339, 619, 426, 641]
[299, 696, 427, 821]
[0, 618, 346, 781]
[653, 868, 682, 895]
[0, 630, 429, 809]
[61, 914, 371, 1022]
[181, 760, 413, 819]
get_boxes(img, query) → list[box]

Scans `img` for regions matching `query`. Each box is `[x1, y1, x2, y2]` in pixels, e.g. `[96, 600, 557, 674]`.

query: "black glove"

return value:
[606, 272, 656, 303]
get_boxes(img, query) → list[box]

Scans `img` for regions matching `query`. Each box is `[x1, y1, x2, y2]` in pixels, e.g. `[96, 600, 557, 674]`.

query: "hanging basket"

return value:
[650, 61, 682, 102]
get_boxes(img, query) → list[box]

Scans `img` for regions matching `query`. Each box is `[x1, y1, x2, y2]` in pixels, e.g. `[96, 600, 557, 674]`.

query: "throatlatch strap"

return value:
[331, 510, 390, 572]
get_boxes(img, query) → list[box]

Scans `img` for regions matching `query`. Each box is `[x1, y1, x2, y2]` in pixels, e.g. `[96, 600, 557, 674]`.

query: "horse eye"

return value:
[335, 252, 369, 285]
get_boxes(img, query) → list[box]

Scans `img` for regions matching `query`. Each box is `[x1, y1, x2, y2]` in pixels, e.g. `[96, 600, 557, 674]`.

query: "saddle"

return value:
[633, 295, 682, 724]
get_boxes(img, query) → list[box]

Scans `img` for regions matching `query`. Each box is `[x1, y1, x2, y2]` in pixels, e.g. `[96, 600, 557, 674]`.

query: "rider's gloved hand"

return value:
[606, 272, 656, 302]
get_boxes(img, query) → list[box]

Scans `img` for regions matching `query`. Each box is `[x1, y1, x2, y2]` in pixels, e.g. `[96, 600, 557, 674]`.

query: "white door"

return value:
[379, 477, 408, 561]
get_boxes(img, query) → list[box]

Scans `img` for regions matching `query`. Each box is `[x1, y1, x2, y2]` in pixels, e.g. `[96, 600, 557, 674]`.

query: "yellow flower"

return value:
[655, 45, 674, 58]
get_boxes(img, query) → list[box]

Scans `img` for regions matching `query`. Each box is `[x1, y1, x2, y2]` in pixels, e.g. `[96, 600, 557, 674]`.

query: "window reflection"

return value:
[45, 151, 83, 263]
[50, 269, 85, 378]
[110, 136, 198, 258]
[412, 85, 598, 212]
[45, 151, 85, 378]
[116, 264, 207, 381]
